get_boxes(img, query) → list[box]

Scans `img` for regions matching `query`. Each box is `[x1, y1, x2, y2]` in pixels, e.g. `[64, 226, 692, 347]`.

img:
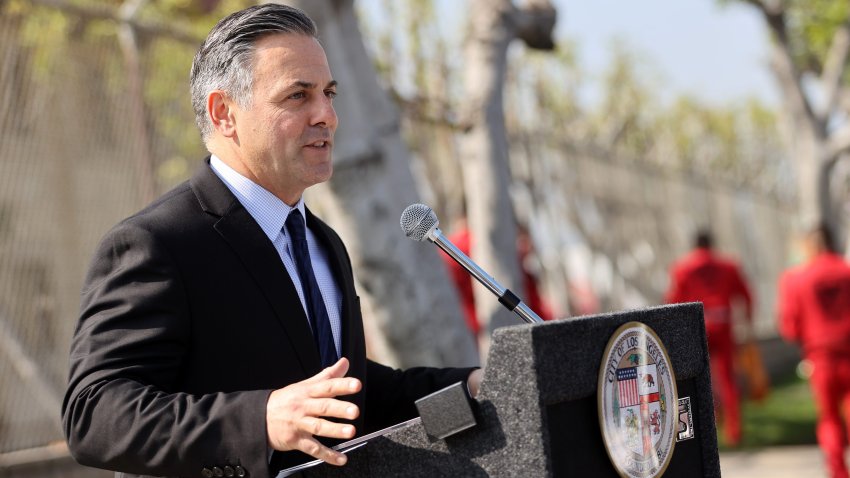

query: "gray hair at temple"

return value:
[190, 4, 317, 143]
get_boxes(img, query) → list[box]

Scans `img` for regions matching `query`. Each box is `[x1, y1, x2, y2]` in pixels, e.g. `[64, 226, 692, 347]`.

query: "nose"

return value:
[313, 96, 338, 130]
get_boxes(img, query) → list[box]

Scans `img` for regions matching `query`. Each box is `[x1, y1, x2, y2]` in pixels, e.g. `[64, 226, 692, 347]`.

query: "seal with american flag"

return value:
[598, 322, 677, 478]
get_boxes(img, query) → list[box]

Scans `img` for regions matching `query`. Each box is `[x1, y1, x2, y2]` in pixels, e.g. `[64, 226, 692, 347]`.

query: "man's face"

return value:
[231, 33, 338, 204]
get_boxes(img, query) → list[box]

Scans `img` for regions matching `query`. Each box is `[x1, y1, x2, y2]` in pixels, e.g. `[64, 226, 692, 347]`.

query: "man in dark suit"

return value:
[62, 5, 481, 478]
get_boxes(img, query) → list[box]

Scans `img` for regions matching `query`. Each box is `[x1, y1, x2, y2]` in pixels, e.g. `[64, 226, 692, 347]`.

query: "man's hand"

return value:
[467, 369, 484, 398]
[266, 358, 361, 466]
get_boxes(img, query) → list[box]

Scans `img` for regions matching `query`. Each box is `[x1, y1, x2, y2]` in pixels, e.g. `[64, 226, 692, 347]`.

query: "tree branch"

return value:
[27, 0, 201, 44]
[818, 20, 850, 121]
[749, 0, 823, 136]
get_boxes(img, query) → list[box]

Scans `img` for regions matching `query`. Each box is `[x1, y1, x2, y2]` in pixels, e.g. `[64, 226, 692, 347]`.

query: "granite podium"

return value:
[305, 302, 720, 477]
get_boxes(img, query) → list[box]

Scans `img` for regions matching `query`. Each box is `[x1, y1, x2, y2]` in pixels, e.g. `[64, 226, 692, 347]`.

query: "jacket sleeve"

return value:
[363, 360, 477, 433]
[62, 222, 272, 478]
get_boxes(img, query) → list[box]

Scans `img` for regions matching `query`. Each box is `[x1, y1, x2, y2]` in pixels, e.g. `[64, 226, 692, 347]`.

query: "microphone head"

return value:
[400, 203, 440, 242]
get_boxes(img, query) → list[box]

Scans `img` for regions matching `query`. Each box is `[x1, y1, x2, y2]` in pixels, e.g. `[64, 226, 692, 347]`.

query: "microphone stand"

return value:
[427, 227, 544, 325]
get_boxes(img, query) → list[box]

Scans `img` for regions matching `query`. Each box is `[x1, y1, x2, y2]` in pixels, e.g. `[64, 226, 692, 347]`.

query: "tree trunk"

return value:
[791, 125, 832, 228]
[460, 0, 556, 339]
[285, 0, 479, 368]
[749, 0, 848, 243]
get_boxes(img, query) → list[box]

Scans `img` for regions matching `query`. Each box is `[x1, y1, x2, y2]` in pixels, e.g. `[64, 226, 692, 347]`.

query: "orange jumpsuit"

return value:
[779, 253, 850, 478]
[666, 248, 753, 446]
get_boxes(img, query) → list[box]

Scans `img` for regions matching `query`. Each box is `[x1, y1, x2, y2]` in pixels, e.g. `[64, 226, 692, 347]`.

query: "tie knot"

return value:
[286, 209, 307, 242]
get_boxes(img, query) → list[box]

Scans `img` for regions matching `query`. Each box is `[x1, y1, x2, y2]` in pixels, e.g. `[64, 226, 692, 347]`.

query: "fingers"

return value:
[299, 415, 356, 440]
[302, 358, 361, 398]
[467, 369, 484, 398]
[305, 357, 350, 383]
[266, 358, 362, 466]
[308, 375, 361, 399]
[296, 436, 349, 466]
[303, 398, 360, 421]
[268, 402, 356, 465]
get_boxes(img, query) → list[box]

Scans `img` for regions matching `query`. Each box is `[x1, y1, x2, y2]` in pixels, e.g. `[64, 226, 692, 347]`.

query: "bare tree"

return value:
[741, 0, 850, 246]
[285, 0, 479, 368]
[460, 0, 556, 337]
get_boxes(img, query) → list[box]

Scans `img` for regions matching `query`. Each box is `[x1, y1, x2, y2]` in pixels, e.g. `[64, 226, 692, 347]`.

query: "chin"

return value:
[310, 165, 334, 185]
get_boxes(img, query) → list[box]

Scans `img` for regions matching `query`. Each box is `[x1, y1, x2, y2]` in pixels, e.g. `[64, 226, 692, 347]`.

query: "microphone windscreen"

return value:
[400, 203, 439, 241]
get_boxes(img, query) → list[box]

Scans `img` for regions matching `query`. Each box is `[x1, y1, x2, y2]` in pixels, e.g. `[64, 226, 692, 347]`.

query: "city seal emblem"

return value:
[598, 322, 677, 478]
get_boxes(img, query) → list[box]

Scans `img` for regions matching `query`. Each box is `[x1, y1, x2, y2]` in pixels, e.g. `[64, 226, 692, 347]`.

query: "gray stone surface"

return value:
[307, 303, 719, 477]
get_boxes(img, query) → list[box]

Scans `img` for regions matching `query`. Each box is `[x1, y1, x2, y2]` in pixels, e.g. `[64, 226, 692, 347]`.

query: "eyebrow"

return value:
[288, 80, 338, 90]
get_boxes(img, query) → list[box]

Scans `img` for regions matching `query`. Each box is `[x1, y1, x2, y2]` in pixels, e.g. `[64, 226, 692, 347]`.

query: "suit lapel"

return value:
[190, 159, 322, 376]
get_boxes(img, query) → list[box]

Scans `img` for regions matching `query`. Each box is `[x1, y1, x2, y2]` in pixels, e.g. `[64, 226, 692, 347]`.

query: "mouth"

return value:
[304, 139, 331, 149]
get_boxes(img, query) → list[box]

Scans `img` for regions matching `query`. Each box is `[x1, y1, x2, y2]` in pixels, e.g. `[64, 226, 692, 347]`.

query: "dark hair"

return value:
[695, 229, 713, 249]
[190, 4, 317, 142]
[809, 222, 836, 253]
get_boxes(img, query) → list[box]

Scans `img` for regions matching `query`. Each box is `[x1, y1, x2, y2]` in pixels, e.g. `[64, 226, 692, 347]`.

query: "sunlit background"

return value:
[1, 0, 847, 476]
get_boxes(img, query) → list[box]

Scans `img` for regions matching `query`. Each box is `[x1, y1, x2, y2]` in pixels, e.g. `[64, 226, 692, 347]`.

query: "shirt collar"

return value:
[209, 155, 306, 242]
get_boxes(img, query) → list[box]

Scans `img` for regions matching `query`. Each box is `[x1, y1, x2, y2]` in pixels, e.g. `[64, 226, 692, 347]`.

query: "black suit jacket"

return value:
[62, 160, 473, 478]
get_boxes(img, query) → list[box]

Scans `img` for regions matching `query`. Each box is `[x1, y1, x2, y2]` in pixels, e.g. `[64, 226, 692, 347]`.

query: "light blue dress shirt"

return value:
[209, 155, 342, 357]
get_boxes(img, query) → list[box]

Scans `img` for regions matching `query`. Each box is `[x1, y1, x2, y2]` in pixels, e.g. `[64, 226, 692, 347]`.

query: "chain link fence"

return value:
[0, 1, 208, 456]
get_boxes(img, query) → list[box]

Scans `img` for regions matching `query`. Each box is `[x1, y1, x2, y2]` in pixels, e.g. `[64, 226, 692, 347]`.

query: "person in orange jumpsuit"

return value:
[666, 230, 753, 446]
[778, 224, 850, 478]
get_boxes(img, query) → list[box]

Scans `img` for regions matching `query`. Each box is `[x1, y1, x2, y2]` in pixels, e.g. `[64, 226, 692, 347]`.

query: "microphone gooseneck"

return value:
[400, 203, 543, 325]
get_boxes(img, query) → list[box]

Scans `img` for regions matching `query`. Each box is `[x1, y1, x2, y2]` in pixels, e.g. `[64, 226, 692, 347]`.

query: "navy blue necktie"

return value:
[285, 209, 338, 367]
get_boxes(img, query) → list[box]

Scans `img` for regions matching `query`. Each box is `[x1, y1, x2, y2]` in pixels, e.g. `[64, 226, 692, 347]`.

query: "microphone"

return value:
[400, 203, 543, 325]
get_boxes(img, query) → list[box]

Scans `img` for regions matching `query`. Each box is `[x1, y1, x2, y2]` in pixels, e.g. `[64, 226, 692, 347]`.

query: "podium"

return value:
[306, 303, 720, 477]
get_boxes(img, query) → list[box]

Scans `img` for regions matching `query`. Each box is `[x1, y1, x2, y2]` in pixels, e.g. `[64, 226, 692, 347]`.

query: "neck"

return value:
[208, 143, 303, 206]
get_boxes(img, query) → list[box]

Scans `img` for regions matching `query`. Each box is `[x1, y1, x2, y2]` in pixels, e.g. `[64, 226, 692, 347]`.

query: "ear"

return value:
[207, 90, 238, 138]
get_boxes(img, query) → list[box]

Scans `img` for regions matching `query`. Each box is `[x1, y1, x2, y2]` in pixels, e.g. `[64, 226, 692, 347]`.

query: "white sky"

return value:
[561, 0, 778, 107]
[358, 0, 779, 107]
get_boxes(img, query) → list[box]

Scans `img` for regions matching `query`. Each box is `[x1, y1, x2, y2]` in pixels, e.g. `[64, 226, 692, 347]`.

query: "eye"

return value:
[325, 90, 337, 99]
[288, 91, 306, 100]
